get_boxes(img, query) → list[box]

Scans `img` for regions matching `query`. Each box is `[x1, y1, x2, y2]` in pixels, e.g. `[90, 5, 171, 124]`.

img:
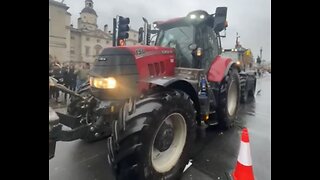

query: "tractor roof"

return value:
[154, 10, 212, 29]
[154, 17, 189, 29]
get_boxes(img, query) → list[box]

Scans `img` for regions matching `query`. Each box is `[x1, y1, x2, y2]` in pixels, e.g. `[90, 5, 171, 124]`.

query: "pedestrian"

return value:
[62, 63, 71, 101]
[52, 61, 63, 103]
[69, 64, 77, 92]
[49, 58, 54, 99]
[76, 63, 90, 91]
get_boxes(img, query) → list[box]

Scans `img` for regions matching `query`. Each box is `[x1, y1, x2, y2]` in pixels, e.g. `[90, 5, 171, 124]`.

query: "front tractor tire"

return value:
[217, 68, 240, 129]
[108, 90, 196, 180]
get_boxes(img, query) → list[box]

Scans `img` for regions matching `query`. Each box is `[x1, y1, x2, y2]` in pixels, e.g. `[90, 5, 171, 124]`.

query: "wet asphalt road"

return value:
[49, 75, 271, 180]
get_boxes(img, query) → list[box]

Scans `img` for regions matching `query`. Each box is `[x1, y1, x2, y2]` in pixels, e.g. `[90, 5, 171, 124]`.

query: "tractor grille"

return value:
[148, 61, 165, 76]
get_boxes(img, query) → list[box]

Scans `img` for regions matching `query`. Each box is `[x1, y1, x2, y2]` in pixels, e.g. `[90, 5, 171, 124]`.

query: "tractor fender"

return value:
[208, 56, 239, 83]
[112, 76, 200, 142]
[139, 77, 200, 115]
[115, 78, 200, 144]
[140, 76, 186, 87]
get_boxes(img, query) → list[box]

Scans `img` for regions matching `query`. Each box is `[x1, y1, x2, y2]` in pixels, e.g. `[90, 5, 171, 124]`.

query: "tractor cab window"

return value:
[156, 26, 195, 68]
[196, 25, 219, 71]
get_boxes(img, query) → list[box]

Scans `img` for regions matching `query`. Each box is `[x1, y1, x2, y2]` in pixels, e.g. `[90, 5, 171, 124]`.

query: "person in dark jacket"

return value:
[52, 62, 63, 103]
[62, 64, 72, 101]
[76, 63, 90, 91]
[69, 65, 77, 92]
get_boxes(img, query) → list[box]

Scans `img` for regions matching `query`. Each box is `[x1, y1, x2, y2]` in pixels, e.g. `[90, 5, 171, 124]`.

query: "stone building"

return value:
[49, 0, 71, 63]
[49, 0, 139, 64]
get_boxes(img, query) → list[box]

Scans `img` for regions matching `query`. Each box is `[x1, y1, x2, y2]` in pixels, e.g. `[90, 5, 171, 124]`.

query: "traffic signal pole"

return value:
[112, 18, 117, 47]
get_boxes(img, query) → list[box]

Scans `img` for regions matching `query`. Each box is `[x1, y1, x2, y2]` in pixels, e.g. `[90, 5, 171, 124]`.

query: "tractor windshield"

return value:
[221, 51, 240, 61]
[156, 26, 195, 68]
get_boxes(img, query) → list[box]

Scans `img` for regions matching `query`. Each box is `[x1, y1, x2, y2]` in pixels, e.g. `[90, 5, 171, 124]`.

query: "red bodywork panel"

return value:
[124, 46, 176, 91]
[207, 55, 232, 83]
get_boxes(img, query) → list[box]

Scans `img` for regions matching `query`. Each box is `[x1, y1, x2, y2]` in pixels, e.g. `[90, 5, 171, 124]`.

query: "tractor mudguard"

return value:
[139, 76, 187, 87]
[139, 76, 201, 118]
[208, 55, 237, 83]
[111, 77, 199, 145]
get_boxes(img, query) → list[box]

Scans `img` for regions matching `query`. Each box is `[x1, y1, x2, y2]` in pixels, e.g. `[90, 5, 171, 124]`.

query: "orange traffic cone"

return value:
[233, 128, 255, 180]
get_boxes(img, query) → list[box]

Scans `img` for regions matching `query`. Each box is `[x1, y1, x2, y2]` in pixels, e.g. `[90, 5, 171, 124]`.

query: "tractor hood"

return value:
[91, 45, 175, 76]
[90, 45, 176, 100]
[124, 45, 176, 60]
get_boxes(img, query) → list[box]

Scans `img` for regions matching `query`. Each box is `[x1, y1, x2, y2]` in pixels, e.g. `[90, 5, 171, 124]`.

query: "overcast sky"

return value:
[63, 0, 270, 61]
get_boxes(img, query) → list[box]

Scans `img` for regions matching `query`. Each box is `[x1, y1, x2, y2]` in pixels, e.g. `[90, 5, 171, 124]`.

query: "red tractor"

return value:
[49, 7, 245, 180]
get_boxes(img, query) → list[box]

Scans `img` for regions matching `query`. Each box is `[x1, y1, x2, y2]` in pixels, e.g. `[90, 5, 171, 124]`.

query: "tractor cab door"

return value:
[194, 25, 220, 71]
[156, 25, 195, 68]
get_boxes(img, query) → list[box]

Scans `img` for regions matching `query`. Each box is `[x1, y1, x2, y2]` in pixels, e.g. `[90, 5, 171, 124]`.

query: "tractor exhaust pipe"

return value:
[142, 17, 149, 45]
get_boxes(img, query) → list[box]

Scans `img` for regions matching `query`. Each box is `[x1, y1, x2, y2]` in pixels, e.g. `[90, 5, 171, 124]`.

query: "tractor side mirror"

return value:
[213, 7, 227, 33]
[138, 27, 143, 43]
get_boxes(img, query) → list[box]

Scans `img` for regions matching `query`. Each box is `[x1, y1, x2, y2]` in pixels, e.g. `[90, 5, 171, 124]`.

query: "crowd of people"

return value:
[49, 59, 90, 103]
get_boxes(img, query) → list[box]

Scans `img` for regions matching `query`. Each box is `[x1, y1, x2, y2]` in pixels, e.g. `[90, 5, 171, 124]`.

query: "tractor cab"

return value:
[140, 8, 228, 71]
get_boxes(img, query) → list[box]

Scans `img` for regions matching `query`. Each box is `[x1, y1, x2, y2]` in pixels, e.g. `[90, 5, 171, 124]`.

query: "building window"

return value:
[134, 34, 136, 38]
[134, 42, 136, 45]
[106, 40, 110, 44]
[86, 37, 90, 41]
[85, 46, 90, 56]
[95, 45, 102, 56]
[97, 39, 100, 43]
[70, 50, 75, 54]
[71, 36, 75, 40]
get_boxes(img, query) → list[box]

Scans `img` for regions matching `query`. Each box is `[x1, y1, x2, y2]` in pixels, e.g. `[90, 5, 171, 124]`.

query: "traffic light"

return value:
[118, 16, 130, 40]
[138, 27, 143, 43]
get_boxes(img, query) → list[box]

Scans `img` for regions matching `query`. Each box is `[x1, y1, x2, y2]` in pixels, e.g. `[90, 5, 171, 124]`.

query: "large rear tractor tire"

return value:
[248, 78, 256, 98]
[217, 68, 240, 129]
[108, 90, 196, 180]
[240, 77, 248, 104]
[240, 76, 256, 103]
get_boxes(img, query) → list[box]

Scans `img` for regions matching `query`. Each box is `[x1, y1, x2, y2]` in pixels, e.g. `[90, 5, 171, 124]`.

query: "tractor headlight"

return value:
[153, 23, 157, 28]
[90, 77, 117, 89]
[196, 48, 203, 57]
[187, 10, 208, 21]
[190, 14, 196, 19]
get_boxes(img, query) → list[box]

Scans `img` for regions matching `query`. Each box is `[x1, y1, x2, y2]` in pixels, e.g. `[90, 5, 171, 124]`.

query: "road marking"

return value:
[183, 160, 193, 172]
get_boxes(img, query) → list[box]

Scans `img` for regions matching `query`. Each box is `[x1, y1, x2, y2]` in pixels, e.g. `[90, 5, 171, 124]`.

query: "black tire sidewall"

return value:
[217, 68, 240, 128]
[249, 79, 256, 97]
[241, 86, 248, 103]
[141, 109, 194, 179]
[119, 91, 196, 180]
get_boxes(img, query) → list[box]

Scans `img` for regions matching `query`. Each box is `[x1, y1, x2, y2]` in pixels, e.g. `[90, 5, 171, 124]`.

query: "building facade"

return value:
[70, 0, 113, 63]
[49, 0, 139, 64]
[49, 0, 71, 63]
